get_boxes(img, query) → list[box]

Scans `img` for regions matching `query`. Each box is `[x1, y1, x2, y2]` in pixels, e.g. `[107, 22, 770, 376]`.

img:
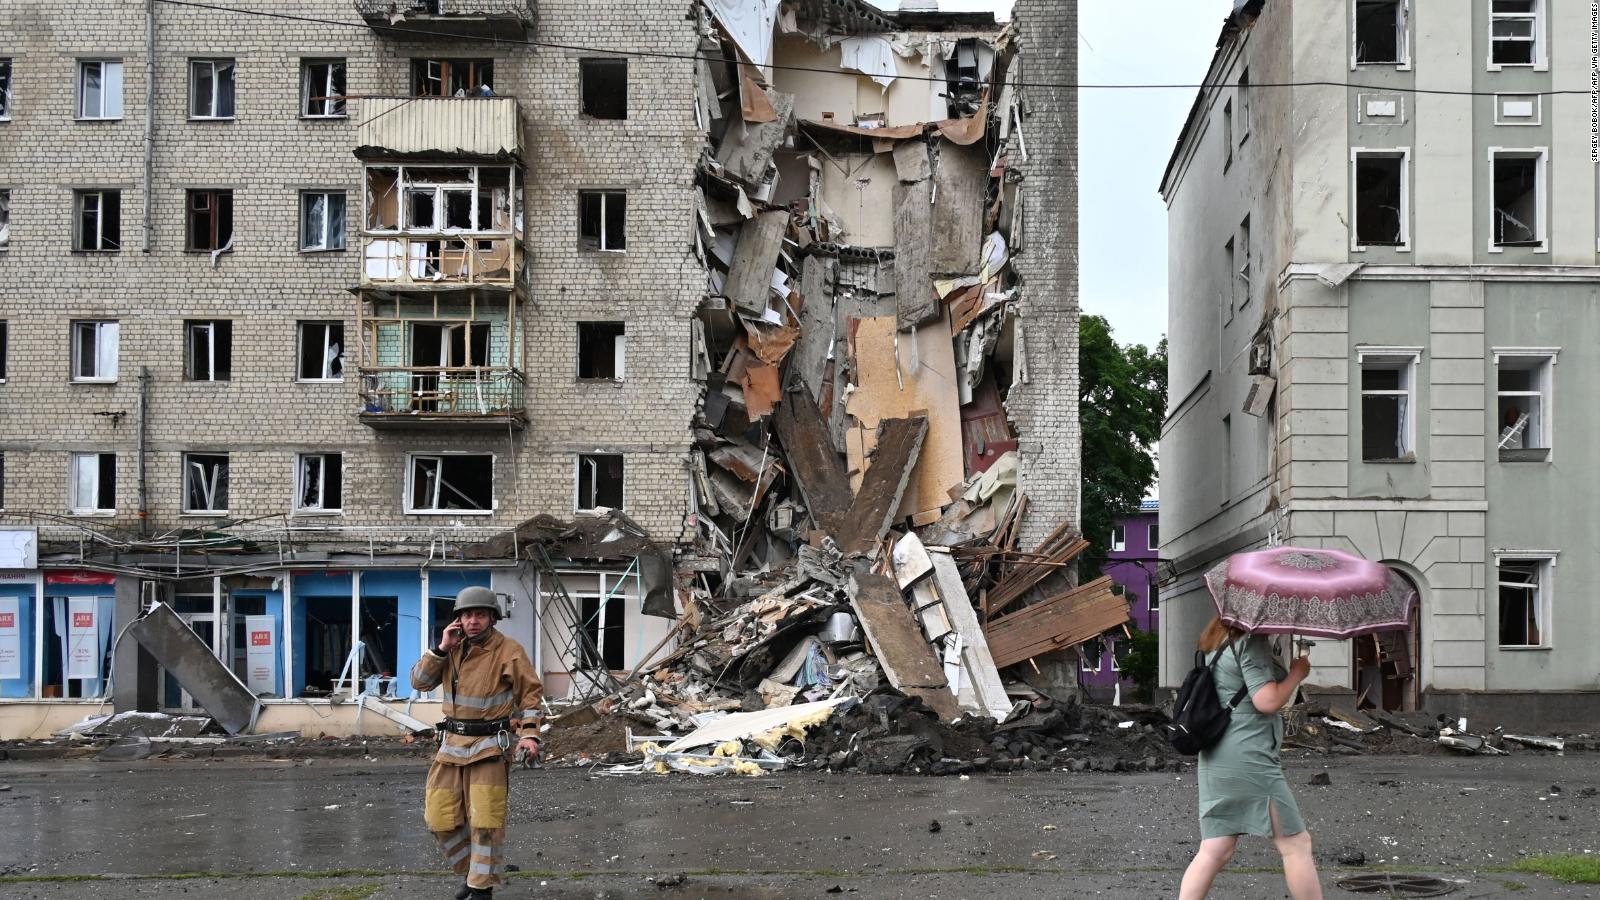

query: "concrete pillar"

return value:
[113, 576, 158, 712]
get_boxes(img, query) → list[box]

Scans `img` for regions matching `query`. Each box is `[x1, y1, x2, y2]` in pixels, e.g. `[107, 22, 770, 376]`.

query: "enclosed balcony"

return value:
[355, 97, 520, 161]
[354, 1, 536, 40]
[356, 294, 526, 430]
[360, 162, 522, 291]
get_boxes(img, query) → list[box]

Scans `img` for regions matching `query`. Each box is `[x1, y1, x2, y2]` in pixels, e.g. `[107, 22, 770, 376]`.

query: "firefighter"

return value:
[411, 586, 543, 900]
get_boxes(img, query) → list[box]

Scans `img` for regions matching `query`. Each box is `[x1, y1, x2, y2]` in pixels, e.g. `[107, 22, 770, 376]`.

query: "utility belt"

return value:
[437, 717, 512, 737]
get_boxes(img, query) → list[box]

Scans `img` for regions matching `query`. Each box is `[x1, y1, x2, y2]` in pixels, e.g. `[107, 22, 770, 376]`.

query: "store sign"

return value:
[245, 615, 277, 695]
[0, 597, 20, 679]
[46, 570, 117, 586]
[66, 597, 102, 680]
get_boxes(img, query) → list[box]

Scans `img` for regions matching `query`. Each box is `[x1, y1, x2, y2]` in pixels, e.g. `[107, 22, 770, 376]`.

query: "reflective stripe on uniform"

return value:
[447, 689, 513, 711]
[436, 735, 504, 759]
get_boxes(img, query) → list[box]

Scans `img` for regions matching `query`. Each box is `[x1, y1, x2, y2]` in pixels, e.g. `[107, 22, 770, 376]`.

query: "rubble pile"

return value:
[1281, 705, 1591, 757]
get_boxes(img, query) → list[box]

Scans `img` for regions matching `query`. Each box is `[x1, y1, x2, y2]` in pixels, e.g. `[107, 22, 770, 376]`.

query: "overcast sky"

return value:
[873, 0, 1233, 351]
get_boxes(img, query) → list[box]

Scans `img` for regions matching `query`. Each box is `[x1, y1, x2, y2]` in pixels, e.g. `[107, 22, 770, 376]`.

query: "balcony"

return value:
[362, 235, 516, 289]
[355, 97, 520, 161]
[355, 1, 535, 40]
[358, 367, 526, 430]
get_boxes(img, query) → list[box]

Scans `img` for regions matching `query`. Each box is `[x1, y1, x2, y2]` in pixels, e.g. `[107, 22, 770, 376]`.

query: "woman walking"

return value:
[1179, 616, 1322, 900]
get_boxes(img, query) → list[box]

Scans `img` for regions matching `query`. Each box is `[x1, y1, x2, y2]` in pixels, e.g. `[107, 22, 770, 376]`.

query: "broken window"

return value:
[579, 191, 625, 251]
[1497, 558, 1548, 647]
[1354, 151, 1408, 248]
[411, 58, 494, 97]
[1491, 0, 1541, 67]
[1221, 99, 1233, 171]
[1236, 70, 1250, 142]
[1491, 151, 1543, 249]
[69, 452, 116, 514]
[1080, 637, 1104, 673]
[295, 452, 343, 513]
[1496, 354, 1554, 457]
[0, 59, 11, 119]
[402, 168, 474, 232]
[73, 190, 121, 251]
[300, 191, 346, 251]
[297, 321, 344, 381]
[1222, 239, 1235, 324]
[1236, 215, 1252, 304]
[0, 320, 7, 381]
[184, 320, 232, 382]
[411, 322, 490, 368]
[0, 452, 5, 509]
[77, 60, 123, 119]
[1148, 583, 1161, 611]
[189, 59, 236, 119]
[366, 167, 399, 231]
[578, 593, 626, 671]
[187, 190, 234, 252]
[1, 188, 9, 250]
[575, 453, 624, 512]
[577, 322, 626, 380]
[182, 453, 229, 514]
[408, 454, 494, 513]
[1360, 352, 1416, 461]
[71, 320, 118, 382]
[300, 59, 346, 117]
[1354, 0, 1407, 65]
[580, 58, 627, 119]
[1110, 524, 1126, 552]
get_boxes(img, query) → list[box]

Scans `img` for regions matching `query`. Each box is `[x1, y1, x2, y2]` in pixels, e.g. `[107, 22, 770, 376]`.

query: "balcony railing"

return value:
[358, 367, 526, 429]
[355, 97, 520, 159]
[354, 1, 535, 39]
[362, 235, 516, 289]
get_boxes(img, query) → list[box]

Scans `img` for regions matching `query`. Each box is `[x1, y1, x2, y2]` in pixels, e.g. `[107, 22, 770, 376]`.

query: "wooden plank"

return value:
[892, 178, 938, 329]
[771, 374, 854, 538]
[724, 210, 789, 316]
[986, 534, 1090, 618]
[836, 416, 927, 556]
[848, 573, 960, 721]
[928, 141, 987, 275]
[985, 579, 1131, 670]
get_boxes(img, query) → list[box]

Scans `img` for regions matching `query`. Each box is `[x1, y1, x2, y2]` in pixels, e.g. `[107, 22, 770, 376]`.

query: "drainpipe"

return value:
[138, 366, 150, 537]
[142, 0, 155, 253]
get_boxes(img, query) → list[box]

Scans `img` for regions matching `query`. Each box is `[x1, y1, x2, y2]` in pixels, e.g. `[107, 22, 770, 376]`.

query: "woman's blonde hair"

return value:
[1197, 615, 1246, 653]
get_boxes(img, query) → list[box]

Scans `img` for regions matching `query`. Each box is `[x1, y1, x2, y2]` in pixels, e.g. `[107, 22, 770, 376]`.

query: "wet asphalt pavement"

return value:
[0, 753, 1597, 898]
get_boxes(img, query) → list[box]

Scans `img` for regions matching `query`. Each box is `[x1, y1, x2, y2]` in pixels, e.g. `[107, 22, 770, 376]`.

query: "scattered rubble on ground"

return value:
[1281, 705, 1592, 757]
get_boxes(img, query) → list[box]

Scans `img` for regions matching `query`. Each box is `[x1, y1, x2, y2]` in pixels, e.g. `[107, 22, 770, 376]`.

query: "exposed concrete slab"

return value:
[928, 141, 987, 275]
[892, 177, 938, 328]
[126, 603, 261, 735]
[716, 89, 795, 184]
[725, 211, 790, 315]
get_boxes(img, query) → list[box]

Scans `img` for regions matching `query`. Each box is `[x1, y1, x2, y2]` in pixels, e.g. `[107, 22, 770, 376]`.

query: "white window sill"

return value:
[74, 117, 124, 122]
[296, 378, 345, 384]
[68, 510, 116, 518]
[1497, 645, 1552, 651]
[291, 509, 343, 517]
[188, 116, 236, 122]
[181, 511, 230, 517]
[71, 378, 118, 385]
[72, 249, 122, 255]
[299, 114, 349, 121]
[299, 246, 347, 254]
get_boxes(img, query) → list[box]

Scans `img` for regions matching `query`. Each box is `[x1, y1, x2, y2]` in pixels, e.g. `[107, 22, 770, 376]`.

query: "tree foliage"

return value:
[1079, 315, 1167, 562]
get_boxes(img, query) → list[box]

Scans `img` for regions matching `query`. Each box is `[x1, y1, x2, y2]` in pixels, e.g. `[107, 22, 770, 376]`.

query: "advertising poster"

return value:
[245, 615, 277, 695]
[66, 597, 101, 680]
[0, 597, 20, 680]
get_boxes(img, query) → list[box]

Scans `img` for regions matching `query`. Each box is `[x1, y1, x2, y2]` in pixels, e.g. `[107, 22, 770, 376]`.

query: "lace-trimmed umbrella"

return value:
[1204, 547, 1417, 638]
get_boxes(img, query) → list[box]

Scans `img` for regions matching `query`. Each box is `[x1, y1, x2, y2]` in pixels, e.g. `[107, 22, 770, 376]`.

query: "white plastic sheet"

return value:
[706, 0, 782, 69]
[839, 36, 899, 89]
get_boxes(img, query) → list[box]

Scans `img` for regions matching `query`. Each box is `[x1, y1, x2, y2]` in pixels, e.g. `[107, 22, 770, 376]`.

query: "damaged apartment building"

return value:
[0, 0, 1083, 740]
[1160, 0, 1600, 730]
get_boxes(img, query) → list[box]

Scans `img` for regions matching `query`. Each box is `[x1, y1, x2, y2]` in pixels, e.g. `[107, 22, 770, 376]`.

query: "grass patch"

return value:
[1502, 855, 1600, 884]
[295, 885, 379, 900]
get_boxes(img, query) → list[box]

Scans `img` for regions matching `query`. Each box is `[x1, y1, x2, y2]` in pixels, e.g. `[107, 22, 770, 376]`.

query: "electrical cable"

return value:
[150, 0, 1598, 99]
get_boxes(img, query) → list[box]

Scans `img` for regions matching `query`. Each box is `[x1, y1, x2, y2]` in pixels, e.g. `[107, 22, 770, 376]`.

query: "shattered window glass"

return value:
[580, 58, 627, 120]
[0, 59, 11, 119]
[1354, 0, 1405, 64]
[579, 191, 626, 251]
[576, 453, 625, 511]
[1497, 560, 1543, 647]
[183, 453, 230, 513]
[301, 191, 346, 251]
[409, 454, 494, 512]
[296, 453, 343, 512]
[301, 59, 346, 117]
[1492, 154, 1541, 247]
[297, 321, 344, 381]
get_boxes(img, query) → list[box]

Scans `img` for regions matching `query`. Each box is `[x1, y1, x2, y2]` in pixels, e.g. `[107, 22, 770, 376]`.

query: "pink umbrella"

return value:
[1204, 547, 1417, 638]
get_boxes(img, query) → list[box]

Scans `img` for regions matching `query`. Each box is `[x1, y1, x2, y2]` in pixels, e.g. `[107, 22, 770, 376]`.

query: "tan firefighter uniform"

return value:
[411, 628, 543, 890]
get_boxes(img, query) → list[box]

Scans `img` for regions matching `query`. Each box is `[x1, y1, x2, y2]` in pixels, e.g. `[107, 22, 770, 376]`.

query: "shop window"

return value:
[71, 320, 119, 382]
[295, 452, 343, 513]
[77, 59, 123, 119]
[359, 596, 399, 696]
[579, 191, 626, 251]
[185, 320, 232, 381]
[186, 189, 234, 253]
[42, 595, 113, 698]
[580, 58, 627, 119]
[69, 452, 116, 514]
[577, 322, 626, 380]
[298, 321, 344, 381]
[298, 595, 352, 696]
[408, 454, 494, 513]
[576, 453, 624, 512]
[183, 452, 229, 513]
[1497, 557, 1550, 648]
[301, 59, 346, 117]
[189, 59, 236, 119]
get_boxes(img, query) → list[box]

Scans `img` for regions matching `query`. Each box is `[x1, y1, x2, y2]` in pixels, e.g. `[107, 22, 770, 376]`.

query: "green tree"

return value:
[1116, 626, 1161, 703]
[1079, 315, 1167, 562]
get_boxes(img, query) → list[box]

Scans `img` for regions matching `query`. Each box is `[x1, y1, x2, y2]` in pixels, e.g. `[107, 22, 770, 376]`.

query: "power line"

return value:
[152, 0, 1597, 98]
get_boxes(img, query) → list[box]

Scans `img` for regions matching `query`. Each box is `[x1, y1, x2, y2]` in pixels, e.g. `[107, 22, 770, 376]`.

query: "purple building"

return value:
[1080, 500, 1159, 701]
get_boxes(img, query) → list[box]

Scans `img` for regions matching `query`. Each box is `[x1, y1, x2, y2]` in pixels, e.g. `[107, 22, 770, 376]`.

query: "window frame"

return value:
[574, 452, 625, 513]
[68, 451, 116, 516]
[1222, 237, 1236, 325]
[185, 189, 234, 253]
[579, 57, 628, 120]
[0, 187, 10, 252]
[184, 319, 232, 382]
[72, 189, 122, 253]
[405, 452, 496, 516]
[1236, 69, 1250, 144]
[293, 452, 343, 515]
[188, 58, 237, 120]
[1487, 147, 1548, 253]
[296, 321, 345, 382]
[76, 59, 124, 120]
[1351, 0, 1411, 69]
[1493, 551, 1556, 650]
[70, 319, 119, 383]
[299, 59, 347, 119]
[0, 319, 8, 383]
[1357, 347, 1422, 463]
[1488, 0, 1547, 71]
[181, 452, 231, 515]
[1350, 147, 1411, 252]
[1492, 347, 1558, 460]
[299, 190, 347, 252]
[576, 321, 627, 381]
[1080, 636, 1104, 673]
[0, 58, 12, 121]
[1236, 214, 1252, 305]
[1221, 98, 1233, 172]
[1109, 524, 1126, 553]
[410, 58, 494, 97]
[578, 190, 626, 252]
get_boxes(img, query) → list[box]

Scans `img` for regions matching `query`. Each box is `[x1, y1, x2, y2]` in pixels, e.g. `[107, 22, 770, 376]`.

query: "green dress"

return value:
[1196, 634, 1307, 839]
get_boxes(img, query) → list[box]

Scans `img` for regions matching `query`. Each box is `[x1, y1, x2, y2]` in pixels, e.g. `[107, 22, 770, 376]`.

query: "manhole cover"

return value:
[1336, 873, 1457, 896]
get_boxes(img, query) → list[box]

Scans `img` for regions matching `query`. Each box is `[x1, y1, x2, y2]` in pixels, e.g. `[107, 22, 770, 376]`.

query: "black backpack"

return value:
[1166, 635, 1250, 755]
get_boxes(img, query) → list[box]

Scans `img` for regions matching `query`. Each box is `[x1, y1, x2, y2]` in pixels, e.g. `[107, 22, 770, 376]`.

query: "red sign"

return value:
[250, 630, 272, 647]
[0, 613, 13, 628]
[73, 612, 95, 628]
[46, 570, 117, 586]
